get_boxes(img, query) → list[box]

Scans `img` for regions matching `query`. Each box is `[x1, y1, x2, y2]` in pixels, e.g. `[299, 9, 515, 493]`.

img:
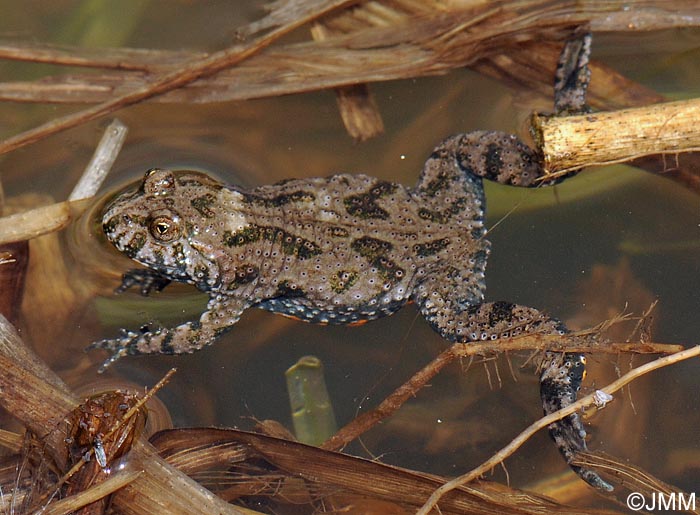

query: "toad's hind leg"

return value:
[414, 32, 592, 197]
[413, 278, 612, 490]
[541, 352, 613, 491]
[554, 31, 591, 115]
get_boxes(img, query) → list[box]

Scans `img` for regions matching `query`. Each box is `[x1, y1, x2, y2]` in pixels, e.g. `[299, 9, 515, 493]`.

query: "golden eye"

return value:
[149, 216, 179, 242]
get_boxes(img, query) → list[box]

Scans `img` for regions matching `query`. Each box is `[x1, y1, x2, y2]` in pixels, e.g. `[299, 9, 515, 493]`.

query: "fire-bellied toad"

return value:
[92, 33, 611, 491]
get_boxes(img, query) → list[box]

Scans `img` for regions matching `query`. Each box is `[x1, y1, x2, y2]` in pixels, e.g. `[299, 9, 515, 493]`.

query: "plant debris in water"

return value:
[0, 1, 698, 514]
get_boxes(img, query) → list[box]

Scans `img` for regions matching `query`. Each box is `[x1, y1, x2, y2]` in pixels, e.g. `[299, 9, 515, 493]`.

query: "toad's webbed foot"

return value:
[87, 327, 148, 373]
[89, 322, 207, 373]
[554, 31, 592, 115]
[541, 352, 613, 491]
[116, 268, 172, 296]
[89, 322, 207, 372]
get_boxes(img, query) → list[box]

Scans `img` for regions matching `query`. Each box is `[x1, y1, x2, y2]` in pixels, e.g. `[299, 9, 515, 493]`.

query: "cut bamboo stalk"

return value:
[532, 97, 700, 175]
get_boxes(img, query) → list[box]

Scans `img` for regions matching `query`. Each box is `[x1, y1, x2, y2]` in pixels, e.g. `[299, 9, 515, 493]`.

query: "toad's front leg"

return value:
[115, 268, 172, 296]
[89, 294, 250, 371]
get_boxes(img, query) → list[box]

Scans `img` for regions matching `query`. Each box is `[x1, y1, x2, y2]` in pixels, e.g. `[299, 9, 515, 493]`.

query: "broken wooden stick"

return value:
[532, 96, 700, 176]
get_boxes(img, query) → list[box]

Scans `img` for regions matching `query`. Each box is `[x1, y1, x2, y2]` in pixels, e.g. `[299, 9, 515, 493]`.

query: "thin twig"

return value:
[33, 471, 142, 515]
[104, 368, 177, 443]
[322, 333, 681, 451]
[0, 41, 191, 71]
[322, 345, 454, 451]
[416, 345, 700, 515]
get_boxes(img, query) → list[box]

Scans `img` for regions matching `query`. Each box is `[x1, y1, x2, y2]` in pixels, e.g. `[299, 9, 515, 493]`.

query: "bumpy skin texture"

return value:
[93, 33, 611, 490]
[99, 133, 549, 354]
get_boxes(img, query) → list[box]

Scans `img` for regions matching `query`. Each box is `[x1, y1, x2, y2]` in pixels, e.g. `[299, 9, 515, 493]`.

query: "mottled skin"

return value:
[92, 33, 611, 490]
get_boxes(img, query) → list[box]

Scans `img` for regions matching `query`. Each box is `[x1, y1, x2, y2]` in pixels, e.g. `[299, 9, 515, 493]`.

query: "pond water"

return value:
[0, 1, 698, 509]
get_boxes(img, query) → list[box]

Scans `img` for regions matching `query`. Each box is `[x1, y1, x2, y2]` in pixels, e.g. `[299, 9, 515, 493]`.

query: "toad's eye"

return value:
[149, 216, 179, 242]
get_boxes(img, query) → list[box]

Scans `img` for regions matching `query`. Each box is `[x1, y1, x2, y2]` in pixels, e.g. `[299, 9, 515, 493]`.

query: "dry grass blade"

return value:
[0, 428, 23, 453]
[0, 317, 77, 464]
[69, 119, 128, 201]
[571, 452, 700, 515]
[151, 428, 625, 515]
[239, 0, 359, 37]
[0, 203, 74, 246]
[34, 470, 142, 515]
[0, 41, 194, 70]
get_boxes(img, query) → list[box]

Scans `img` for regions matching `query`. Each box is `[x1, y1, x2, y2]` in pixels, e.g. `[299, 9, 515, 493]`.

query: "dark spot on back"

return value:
[275, 280, 306, 298]
[422, 171, 451, 197]
[485, 143, 504, 177]
[228, 264, 259, 289]
[329, 270, 359, 293]
[351, 236, 393, 258]
[224, 225, 321, 259]
[191, 194, 217, 218]
[344, 181, 397, 220]
[414, 238, 450, 257]
[328, 226, 350, 238]
[351, 237, 403, 282]
[242, 190, 315, 208]
[488, 301, 516, 326]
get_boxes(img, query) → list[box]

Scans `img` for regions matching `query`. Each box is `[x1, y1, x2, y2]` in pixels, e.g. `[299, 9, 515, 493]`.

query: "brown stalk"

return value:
[152, 427, 624, 515]
[0, 41, 193, 71]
